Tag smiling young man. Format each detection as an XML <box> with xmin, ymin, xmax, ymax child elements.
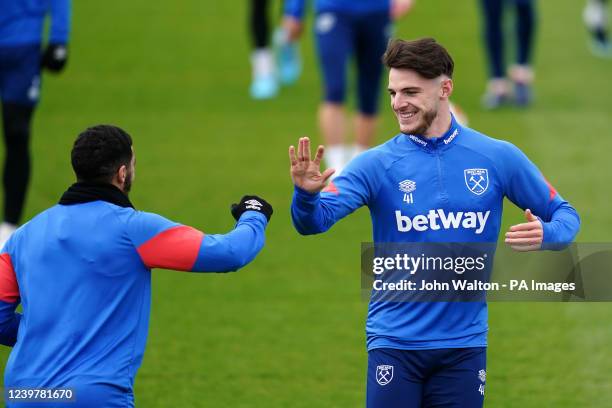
<box><xmin>288</xmin><ymin>38</ymin><xmax>580</xmax><ymax>407</ymax></box>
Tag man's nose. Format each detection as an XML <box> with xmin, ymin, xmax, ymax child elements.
<box><xmin>393</xmin><ymin>95</ymin><xmax>406</xmax><ymax>110</ymax></box>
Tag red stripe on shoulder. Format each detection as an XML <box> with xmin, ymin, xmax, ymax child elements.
<box><xmin>322</xmin><ymin>181</ymin><xmax>339</xmax><ymax>195</ymax></box>
<box><xmin>0</xmin><ymin>253</ymin><xmax>19</xmax><ymax>303</ymax></box>
<box><xmin>137</xmin><ymin>226</ymin><xmax>205</xmax><ymax>271</ymax></box>
<box><xmin>543</xmin><ymin>176</ymin><xmax>558</xmax><ymax>201</ymax></box>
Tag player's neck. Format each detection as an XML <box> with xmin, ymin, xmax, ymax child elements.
<box><xmin>111</xmin><ymin>179</ymin><xmax>127</xmax><ymax>194</ymax></box>
<box><xmin>423</xmin><ymin>108</ymin><xmax>452</xmax><ymax>139</ymax></box>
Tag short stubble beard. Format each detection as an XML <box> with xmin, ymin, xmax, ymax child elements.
<box><xmin>403</xmin><ymin>108</ymin><xmax>438</xmax><ymax>136</ymax></box>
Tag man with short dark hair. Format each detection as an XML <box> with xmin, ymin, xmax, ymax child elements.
<box><xmin>0</xmin><ymin>125</ymin><xmax>272</xmax><ymax>407</ymax></box>
<box><xmin>288</xmin><ymin>38</ymin><xmax>579</xmax><ymax>407</ymax></box>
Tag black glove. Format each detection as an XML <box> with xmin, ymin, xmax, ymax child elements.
<box><xmin>41</xmin><ymin>43</ymin><xmax>68</xmax><ymax>72</ymax></box>
<box><xmin>231</xmin><ymin>195</ymin><xmax>273</xmax><ymax>222</ymax></box>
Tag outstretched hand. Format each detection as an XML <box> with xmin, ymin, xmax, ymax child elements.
<box><xmin>289</xmin><ymin>137</ymin><xmax>335</xmax><ymax>194</ymax></box>
<box><xmin>504</xmin><ymin>209</ymin><xmax>543</xmax><ymax>252</ymax></box>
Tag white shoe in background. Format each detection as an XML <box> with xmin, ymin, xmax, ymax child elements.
<box><xmin>250</xmin><ymin>48</ymin><xmax>279</xmax><ymax>99</ymax></box>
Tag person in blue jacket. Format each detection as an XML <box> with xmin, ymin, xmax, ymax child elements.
<box><xmin>0</xmin><ymin>0</ymin><xmax>71</xmax><ymax>247</ymax></box>
<box><xmin>0</xmin><ymin>125</ymin><xmax>272</xmax><ymax>407</ymax></box>
<box><xmin>288</xmin><ymin>38</ymin><xmax>579</xmax><ymax>407</ymax></box>
<box><xmin>479</xmin><ymin>0</ymin><xmax>537</xmax><ymax>108</ymax></box>
<box><xmin>283</xmin><ymin>0</ymin><xmax>414</xmax><ymax>175</ymax></box>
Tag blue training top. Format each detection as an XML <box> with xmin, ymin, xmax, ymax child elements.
<box><xmin>0</xmin><ymin>0</ymin><xmax>71</xmax><ymax>46</ymax></box>
<box><xmin>0</xmin><ymin>201</ymin><xmax>267</xmax><ymax>407</ymax></box>
<box><xmin>284</xmin><ymin>0</ymin><xmax>390</xmax><ymax>19</ymax></box>
<box><xmin>291</xmin><ymin>115</ymin><xmax>580</xmax><ymax>351</ymax></box>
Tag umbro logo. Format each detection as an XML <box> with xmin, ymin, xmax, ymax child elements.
<box><xmin>399</xmin><ymin>179</ymin><xmax>416</xmax><ymax>205</ymax></box>
<box><xmin>54</xmin><ymin>46</ymin><xmax>68</xmax><ymax>59</ymax></box>
<box><xmin>245</xmin><ymin>199</ymin><xmax>262</xmax><ymax>210</ymax></box>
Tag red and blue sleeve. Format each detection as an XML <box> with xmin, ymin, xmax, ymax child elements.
<box><xmin>127</xmin><ymin>210</ymin><xmax>268</xmax><ymax>272</ymax></box>
<box><xmin>502</xmin><ymin>142</ymin><xmax>580</xmax><ymax>249</ymax></box>
<box><xmin>0</xmin><ymin>242</ymin><xmax>22</xmax><ymax>347</ymax></box>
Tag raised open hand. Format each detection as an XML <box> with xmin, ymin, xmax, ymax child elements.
<box><xmin>289</xmin><ymin>137</ymin><xmax>335</xmax><ymax>194</ymax></box>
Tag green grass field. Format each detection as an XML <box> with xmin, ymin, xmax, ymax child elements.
<box><xmin>1</xmin><ymin>1</ymin><xmax>611</xmax><ymax>406</ymax></box>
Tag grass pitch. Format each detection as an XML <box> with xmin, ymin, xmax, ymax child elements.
<box><xmin>1</xmin><ymin>1</ymin><xmax>611</xmax><ymax>406</ymax></box>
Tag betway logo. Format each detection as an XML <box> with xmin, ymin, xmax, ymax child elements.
<box><xmin>407</xmin><ymin>128</ymin><xmax>459</xmax><ymax>147</ymax></box>
<box><xmin>444</xmin><ymin>129</ymin><xmax>458</xmax><ymax>144</ymax></box>
<box><xmin>395</xmin><ymin>209</ymin><xmax>490</xmax><ymax>234</ymax></box>
<box><xmin>409</xmin><ymin>135</ymin><xmax>427</xmax><ymax>147</ymax></box>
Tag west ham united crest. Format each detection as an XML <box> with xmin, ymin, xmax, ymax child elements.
<box><xmin>464</xmin><ymin>168</ymin><xmax>489</xmax><ymax>195</ymax></box>
<box><xmin>376</xmin><ymin>365</ymin><xmax>394</xmax><ymax>386</ymax></box>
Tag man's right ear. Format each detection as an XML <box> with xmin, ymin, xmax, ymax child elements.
<box><xmin>441</xmin><ymin>78</ymin><xmax>453</xmax><ymax>98</ymax></box>
<box><xmin>117</xmin><ymin>165</ymin><xmax>127</xmax><ymax>185</ymax></box>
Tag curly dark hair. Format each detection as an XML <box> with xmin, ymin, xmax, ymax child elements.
<box><xmin>71</xmin><ymin>125</ymin><xmax>133</xmax><ymax>183</ymax></box>
<box><xmin>383</xmin><ymin>38</ymin><xmax>454</xmax><ymax>79</ymax></box>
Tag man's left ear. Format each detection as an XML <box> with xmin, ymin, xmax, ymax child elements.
<box><xmin>118</xmin><ymin>165</ymin><xmax>127</xmax><ymax>184</ymax></box>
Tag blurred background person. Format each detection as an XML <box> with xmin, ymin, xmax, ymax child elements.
<box><xmin>479</xmin><ymin>0</ymin><xmax>536</xmax><ymax>109</ymax></box>
<box><xmin>249</xmin><ymin>0</ymin><xmax>302</xmax><ymax>99</ymax></box>
<box><xmin>584</xmin><ymin>0</ymin><xmax>612</xmax><ymax>57</ymax></box>
<box><xmin>283</xmin><ymin>0</ymin><xmax>414</xmax><ymax>176</ymax></box>
<box><xmin>0</xmin><ymin>0</ymin><xmax>71</xmax><ymax>247</ymax></box>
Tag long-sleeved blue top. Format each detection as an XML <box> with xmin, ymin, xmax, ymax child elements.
<box><xmin>0</xmin><ymin>201</ymin><xmax>267</xmax><ymax>407</ymax></box>
<box><xmin>292</xmin><ymin>116</ymin><xmax>580</xmax><ymax>351</ymax></box>
<box><xmin>0</xmin><ymin>0</ymin><xmax>71</xmax><ymax>46</ymax></box>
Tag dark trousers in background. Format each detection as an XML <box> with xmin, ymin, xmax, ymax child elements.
<box><xmin>0</xmin><ymin>45</ymin><xmax>39</xmax><ymax>225</ymax></box>
<box><xmin>480</xmin><ymin>0</ymin><xmax>536</xmax><ymax>79</ymax></box>
<box><xmin>1</xmin><ymin>103</ymin><xmax>33</xmax><ymax>225</ymax></box>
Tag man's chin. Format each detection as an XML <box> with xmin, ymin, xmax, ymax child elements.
<box><xmin>400</xmin><ymin>118</ymin><xmax>433</xmax><ymax>135</ymax></box>
<box><xmin>399</xmin><ymin>123</ymin><xmax>420</xmax><ymax>135</ymax></box>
